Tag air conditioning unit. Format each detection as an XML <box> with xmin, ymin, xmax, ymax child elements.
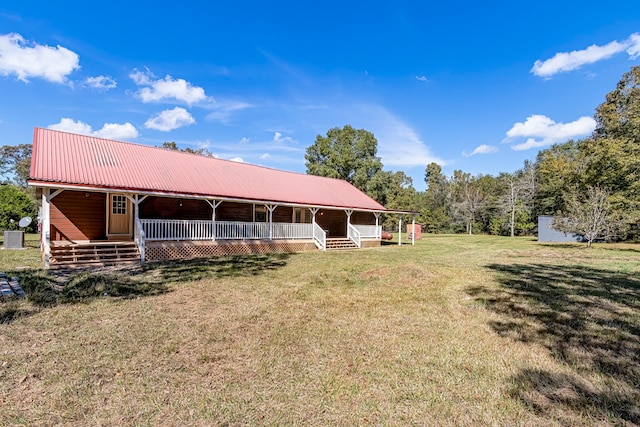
<box><xmin>3</xmin><ymin>231</ymin><xmax>24</xmax><ymax>249</ymax></box>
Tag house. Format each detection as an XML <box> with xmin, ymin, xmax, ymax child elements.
<box><xmin>28</xmin><ymin>128</ymin><xmax>416</xmax><ymax>268</ymax></box>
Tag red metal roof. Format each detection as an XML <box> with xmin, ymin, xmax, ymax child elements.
<box><xmin>29</xmin><ymin>128</ymin><xmax>387</xmax><ymax>211</ymax></box>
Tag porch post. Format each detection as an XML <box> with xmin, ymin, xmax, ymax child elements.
<box><xmin>42</xmin><ymin>188</ymin><xmax>51</xmax><ymax>269</ymax></box>
<box><xmin>374</xmin><ymin>212</ymin><xmax>381</xmax><ymax>239</ymax></box>
<box><xmin>345</xmin><ymin>209</ymin><xmax>353</xmax><ymax>234</ymax></box>
<box><xmin>310</xmin><ymin>207</ymin><xmax>319</xmax><ymax>225</ymax></box>
<box><xmin>126</xmin><ymin>194</ymin><xmax>148</xmax><ymax>262</ymax></box>
<box><xmin>412</xmin><ymin>216</ymin><xmax>416</xmax><ymax>246</ymax></box>
<box><xmin>267</xmin><ymin>205</ymin><xmax>276</xmax><ymax>239</ymax></box>
<box><xmin>207</xmin><ymin>200</ymin><xmax>222</xmax><ymax>241</ymax></box>
<box><xmin>398</xmin><ymin>214</ymin><xmax>403</xmax><ymax>246</ymax></box>
<box><xmin>41</xmin><ymin>188</ymin><xmax>63</xmax><ymax>269</ymax></box>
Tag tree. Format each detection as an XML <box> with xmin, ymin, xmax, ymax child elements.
<box><xmin>365</xmin><ymin>170</ymin><xmax>419</xmax><ymax>229</ymax></box>
<box><xmin>552</xmin><ymin>186</ymin><xmax>626</xmax><ymax>248</ymax></box>
<box><xmin>593</xmin><ymin>65</ymin><xmax>640</xmax><ymax>141</ymax></box>
<box><xmin>383</xmin><ymin>171</ymin><xmax>419</xmax><ymax>230</ymax></box>
<box><xmin>589</xmin><ymin>65</ymin><xmax>640</xmax><ymax>226</ymax></box>
<box><xmin>501</xmin><ymin>162</ymin><xmax>536</xmax><ymax>237</ymax></box>
<box><xmin>0</xmin><ymin>144</ymin><xmax>32</xmax><ymax>187</ymax></box>
<box><xmin>0</xmin><ymin>184</ymin><xmax>37</xmax><ymax>232</ymax></box>
<box><xmin>160</xmin><ymin>141</ymin><xmax>214</xmax><ymax>157</ymax></box>
<box><xmin>450</xmin><ymin>170</ymin><xmax>485</xmax><ymax>235</ymax></box>
<box><xmin>423</xmin><ymin>163</ymin><xmax>451</xmax><ymax>233</ymax></box>
<box><xmin>305</xmin><ymin>125</ymin><xmax>383</xmax><ymax>193</ymax></box>
<box><xmin>534</xmin><ymin>140</ymin><xmax>584</xmax><ymax>215</ymax></box>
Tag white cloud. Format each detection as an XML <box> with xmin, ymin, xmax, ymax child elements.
<box><xmin>84</xmin><ymin>75</ymin><xmax>116</xmax><ymax>89</ymax></box>
<box><xmin>130</xmin><ymin>68</ymin><xmax>209</xmax><ymax>105</ymax></box>
<box><xmin>627</xmin><ymin>33</ymin><xmax>640</xmax><ymax>59</ymax></box>
<box><xmin>415</xmin><ymin>75</ymin><xmax>428</xmax><ymax>82</ymax></box>
<box><xmin>259</xmin><ymin>153</ymin><xmax>271</xmax><ymax>160</ymax></box>
<box><xmin>48</xmin><ymin>118</ymin><xmax>92</xmax><ymax>135</ymax></box>
<box><xmin>360</xmin><ymin>105</ymin><xmax>444</xmax><ymax>167</ymax></box>
<box><xmin>462</xmin><ymin>144</ymin><xmax>498</xmax><ymax>157</ymax></box>
<box><xmin>502</xmin><ymin>114</ymin><xmax>596</xmax><ymax>151</ymax></box>
<box><xmin>239</xmin><ymin>137</ymin><xmax>250</xmax><ymax>144</ymax></box>
<box><xmin>531</xmin><ymin>33</ymin><xmax>640</xmax><ymax>78</ymax></box>
<box><xmin>96</xmin><ymin>123</ymin><xmax>139</xmax><ymax>140</ymax></box>
<box><xmin>47</xmin><ymin>118</ymin><xmax>139</xmax><ymax>140</ymax></box>
<box><xmin>144</xmin><ymin>107</ymin><xmax>195</xmax><ymax>131</ymax></box>
<box><xmin>229</xmin><ymin>157</ymin><xmax>244</xmax><ymax>163</ymax></box>
<box><xmin>205</xmin><ymin>100</ymin><xmax>253</xmax><ymax>124</ymax></box>
<box><xmin>273</xmin><ymin>131</ymin><xmax>296</xmax><ymax>144</ymax></box>
<box><xmin>0</xmin><ymin>33</ymin><xmax>79</xmax><ymax>83</ymax></box>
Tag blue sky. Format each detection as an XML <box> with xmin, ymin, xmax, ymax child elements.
<box><xmin>1</xmin><ymin>1</ymin><xmax>639</xmax><ymax>191</ymax></box>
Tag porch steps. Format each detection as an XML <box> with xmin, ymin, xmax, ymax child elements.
<box><xmin>50</xmin><ymin>242</ymin><xmax>140</xmax><ymax>269</ymax></box>
<box><xmin>325</xmin><ymin>238</ymin><xmax>358</xmax><ymax>250</ymax></box>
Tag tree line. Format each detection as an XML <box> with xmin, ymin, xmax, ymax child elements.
<box><xmin>305</xmin><ymin>66</ymin><xmax>640</xmax><ymax>242</ymax></box>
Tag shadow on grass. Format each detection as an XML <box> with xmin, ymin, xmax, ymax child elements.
<box><xmin>1</xmin><ymin>253</ymin><xmax>291</xmax><ymax>324</ymax></box>
<box><xmin>468</xmin><ymin>263</ymin><xmax>640</xmax><ymax>424</ymax></box>
<box><xmin>142</xmin><ymin>252</ymin><xmax>291</xmax><ymax>283</ymax></box>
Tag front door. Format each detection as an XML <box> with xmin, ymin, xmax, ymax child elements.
<box><xmin>108</xmin><ymin>194</ymin><xmax>132</xmax><ymax>236</ymax></box>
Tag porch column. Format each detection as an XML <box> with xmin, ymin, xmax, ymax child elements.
<box><xmin>345</xmin><ymin>209</ymin><xmax>353</xmax><ymax>234</ymax></box>
<box><xmin>411</xmin><ymin>216</ymin><xmax>416</xmax><ymax>246</ymax></box>
<box><xmin>207</xmin><ymin>200</ymin><xmax>222</xmax><ymax>241</ymax></box>
<box><xmin>398</xmin><ymin>214</ymin><xmax>403</xmax><ymax>246</ymax></box>
<box><xmin>127</xmin><ymin>194</ymin><xmax>148</xmax><ymax>223</ymax></box>
<box><xmin>374</xmin><ymin>212</ymin><xmax>381</xmax><ymax>239</ymax></box>
<box><xmin>41</xmin><ymin>188</ymin><xmax>51</xmax><ymax>269</ymax></box>
<box><xmin>126</xmin><ymin>194</ymin><xmax>148</xmax><ymax>262</ymax></box>
<box><xmin>41</xmin><ymin>188</ymin><xmax>63</xmax><ymax>269</ymax></box>
<box><xmin>267</xmin><ymin>205</ymin><xmax>277</xmax><ymax>239</ymax></box>
<box><xmin>310</xmin><ymin>207</ymin><xmax>319</xmax><ymax>225</ymax></box>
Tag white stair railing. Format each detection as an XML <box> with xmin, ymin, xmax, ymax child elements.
<box><xmin>352</xmin><ymin>224</ymin><xmax>381</xmax><ymax>238</ymax></box>
<box><xmin>347</xmin><ymin>223</ymin><xmax>362</xmax><ymax>248</ymax></box>
<box><xmin>313</xmin><ymin>222</ymin><xmax>326</xmax><ymax>250</ymax></box>
<box><xmin>134</xmin><ymin>218</ymin><xmax>146</xmax><ymax>262</ymax></box>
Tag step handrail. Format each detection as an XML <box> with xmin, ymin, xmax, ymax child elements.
<box><xmin>347</xmin><ymin>223</ymin><xmax>361</xmax><ymax>248</ymax></box>
<box><xmin>135</xmin><ymin>217</ymin><xmax>146</xmax><ymax>262</ymax></box>
<box><xmin>313</xmin><ymin>222</ymin><xmax>326</xmax><ymax>251</ymax></box>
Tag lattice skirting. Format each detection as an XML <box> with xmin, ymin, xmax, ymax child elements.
<box><xmin>145</xmin><ymin>239</ymin><xmax>318</xmax><ymax>261</ymax></box>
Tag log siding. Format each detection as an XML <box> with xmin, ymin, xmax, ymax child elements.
<box><xmin>50</xmin><ymin>191</ymin><xmax>106</xmax><ymax>241</ymax></box>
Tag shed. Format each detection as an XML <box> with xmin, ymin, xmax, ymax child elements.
<box><xmin>537</xmin><ymin>215</ymin><xmax>581</xmax><ymax>243</ymax></box>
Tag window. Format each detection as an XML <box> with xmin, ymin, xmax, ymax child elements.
<box><xmin>254</xmin><ymin>205</ymin><xmax>267</xmax><ymax>222</ymax></box>
<box><xmin>112</xmin><ymin>195</ymin><xmax>127</xmax><ymax>215</ymax></box>
<box><xmin>294</xmin><ymin>207</ymin><xmax>312</xmax><ymax>223</ymax></box>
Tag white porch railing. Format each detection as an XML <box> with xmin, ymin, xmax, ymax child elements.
<box><xmin>142</xmin><ymin>219</ymin><xmax>214</xmax><ymax>241</ymax></box>
<box><xmin>216</xmin><ymin>221</ymin><xmax>269</xmax><ymax>240</ymax></box>
<box><xmin>352</xmin><ymin>224</ymin><xmax>382</xmax><ymax>239</ymax></box>
<box><xmin>313</xmin><ymin>222</ymin><xmax>326</xmax><ymax>251</ymax></box>
<box><xmin>134</xmin><ymin>218</ymin><xmax>146</xmax><ymax>262</ymax></box>
<box><xmin>140</xmin><ymin>219</ymin><xmax>314</xmax><ymax>241</ymax></box>
<box><xmin>347</xmin><ymin>223</ymin><xmax>361</xmax><ymax>248</ymax></box>
<box><xmin>270</xmin><ymin>223</ymin><xmax>314</xmax><ymax>239</ymax></box>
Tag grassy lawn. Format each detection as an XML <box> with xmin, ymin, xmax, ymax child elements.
<box><xmin>1</xmin><ymin>235</ymin><xmax>639</xmax><ymax>426</ymax></box>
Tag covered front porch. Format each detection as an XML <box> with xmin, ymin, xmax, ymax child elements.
<box><xmin>40</xmin><ymin>189</ymin><xmax>396</xmax><ymax>268</ymax></box>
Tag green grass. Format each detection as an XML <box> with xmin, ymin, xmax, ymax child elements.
<box><xmin>0</xmin><ymin>232</ymin><xmax>42</xmax><ymax>270</ymax></box>
<box><xmin>1</xmin><ymin>235</ymin><xmax>639</xmax><ymax>425</ymax></box>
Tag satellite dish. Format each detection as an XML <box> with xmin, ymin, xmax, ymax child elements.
<box><xmin>18</xmin><ymin>217</ymin><xmax>32</xmax><ymax>228</ymax></box>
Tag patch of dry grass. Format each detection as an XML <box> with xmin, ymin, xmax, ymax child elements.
<box><xmin>1</xmin><ymin>235</ymin><xmax>639</xmax><ymax>425</ymax></box>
